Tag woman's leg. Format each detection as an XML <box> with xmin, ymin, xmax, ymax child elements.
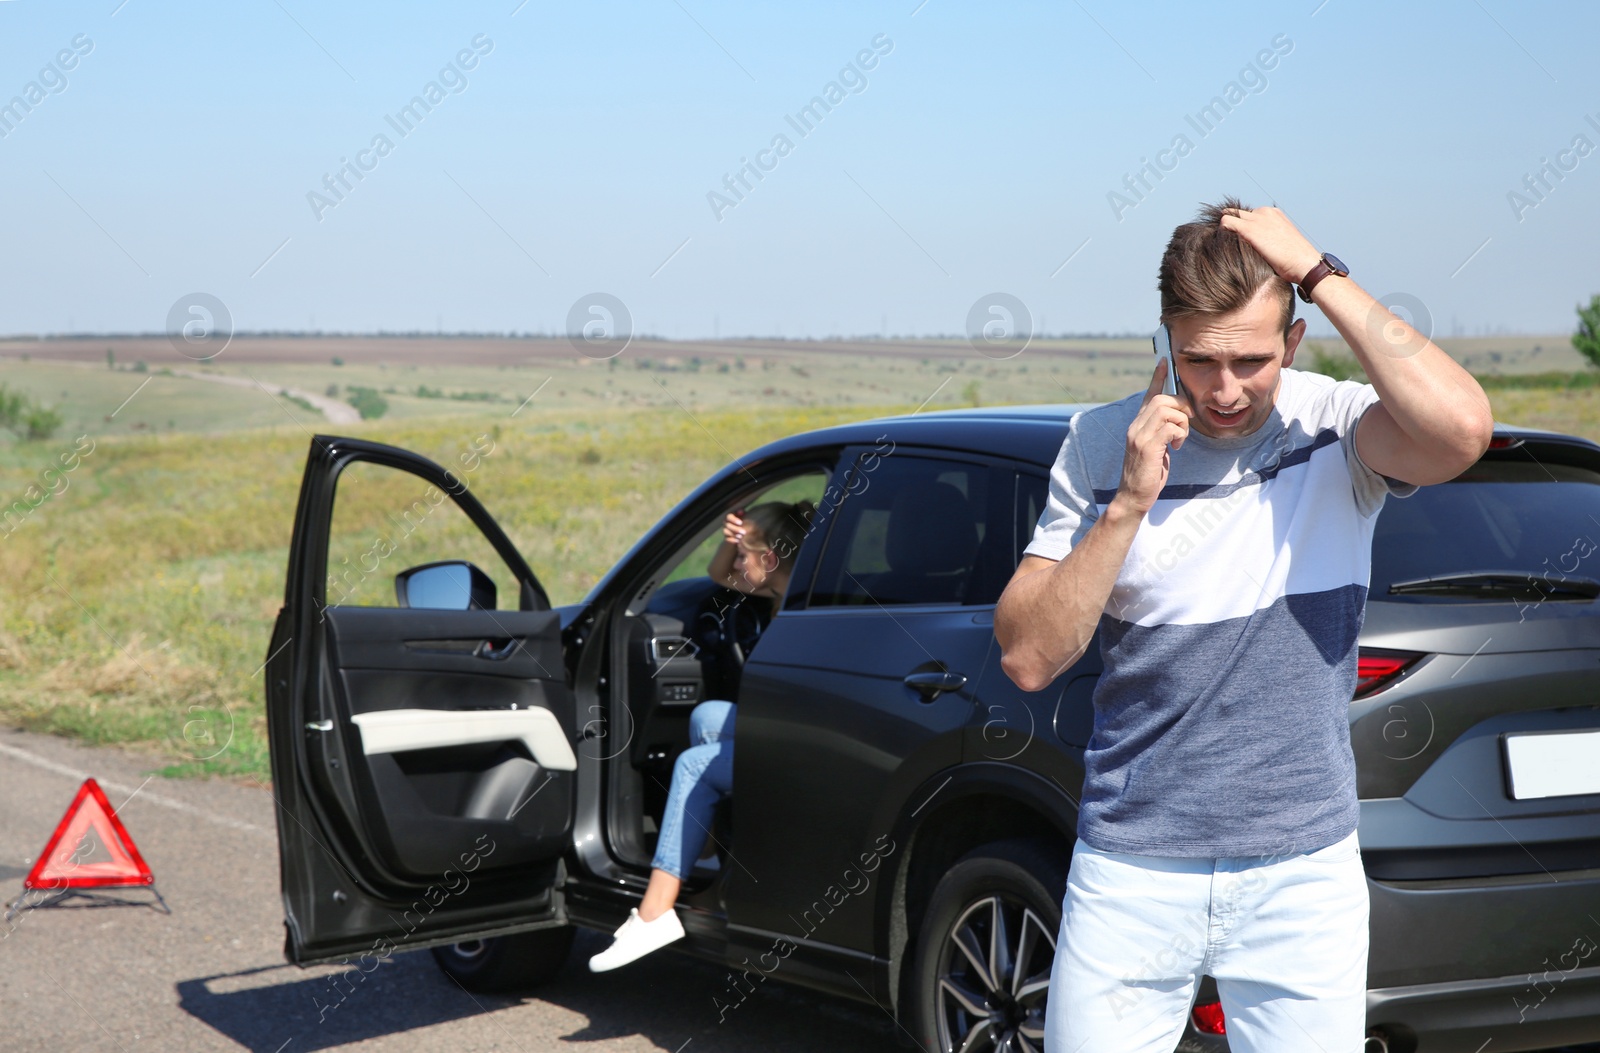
<box><xmin>638</xmin><ymin>870</ymin><xmax>682</xmax><ymax>922</ymax></box>
<box><xmin>649</xmin><ymin>738</ymin><xmax>734</xmax><ymax>899</ymax></box>
<box><xmin>689</xmin><ymin>699</ymin><xmax>736</xmax><ymax>746</ymax></box>
<box><xmin>589</xmin><ymin>704</ymin><xmax>736</xmax><ymax>971</ymax></box>
<box><xmin>636</xmin><ymin>698</ymin><xmax>738</xmax><ymax>922</ymax></box>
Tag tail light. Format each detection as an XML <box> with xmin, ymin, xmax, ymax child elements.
<box><xmin>1486</xmin><ymin>434</ymin><xmax>1523</xmax><ymax>449</ymax></box>
<box><xmin>1191</xmin><ymin>999</ymin><xmax>1226</xmax><ymax>1034</ymax></box>
<box><xmin>1355</xmin><ymin>648</ymin><xmax>1423</xmax><ymax>699</ymax></box>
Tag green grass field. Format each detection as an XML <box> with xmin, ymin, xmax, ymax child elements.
<box><xmin>0</xmin><ymin>333</ymin><xmax>1594</xmax><ymax>782</ymax></box>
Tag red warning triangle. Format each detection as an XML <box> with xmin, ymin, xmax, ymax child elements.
<box><xmin>24</xmin><ymin>778</ymin><xmax>153</xmax><ymax>890</ymax></box>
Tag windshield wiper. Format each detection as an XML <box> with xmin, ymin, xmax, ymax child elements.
<box><xmin>1386</xmin><ymin>571</ymin><xmax>1600</xmax><ymax>600</ymax></box>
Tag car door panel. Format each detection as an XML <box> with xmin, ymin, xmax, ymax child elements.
<box><xmin>732</xmin><ymin>610</ymin><xmax>991</xmax><ymax>950</ymax></box>
<box><xmin>268</xmin><ymin>435</ymin><xmax>580</xmax><ymax>965</ymax></box>
<box><xmin>327</xmin><ymin>606</ymin><xmax>565</xmax><ymax>680</ymax></box>
<box><xmin>349</xmin><ymin>708</ymin><xmax>574</xmax><ymax>768</ymax></box>
<box><xmin>962</xmin><ymin>467</ymin><xmax>1099</xmax><ymax>780</ymax></box>
<box><xmin>724</xmin><ymin>450</ymin><xmax>1005</xmax><ymax>960</ymax></box>
<box><xmin>324</xmin><ymin>607</ymin><xmax>576</xmax><ymax>879</ymax></box>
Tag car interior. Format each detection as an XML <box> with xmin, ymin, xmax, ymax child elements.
<box><xmin>601</xmin><ymin>469</ymin><xmax>831</xmax><ymax>881</ymax></box>
<box><xmin>806</xmin><ymin>459</ymin><xmax>1013</xmax><ymax>607</ymax></box>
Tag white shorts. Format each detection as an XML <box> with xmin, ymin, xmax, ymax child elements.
<box><xmin>1047</xmin><ymin>830</ymin><xmax>1369</xmax><ymax>1052</ymax></box>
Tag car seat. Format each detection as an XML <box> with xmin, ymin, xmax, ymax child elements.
<box><xmin>862</xmin><ymin>481</ymin><xmax>980</xmax><ymax>605</ymax></box>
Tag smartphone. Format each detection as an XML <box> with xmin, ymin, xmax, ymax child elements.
<box><xmin>1152</xmin><ymin>323</ymin><xmax>1180</xmax><ymax>398</ymax></box>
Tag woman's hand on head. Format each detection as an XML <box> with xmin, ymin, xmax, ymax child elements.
<box><xmin>722</xmin><ymin>509</ymin><xmax>746</xmax><ymax>546</ymax></box>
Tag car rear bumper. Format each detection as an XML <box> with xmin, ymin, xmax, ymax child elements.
<box><xmin>1367</xmin><ymin>963</ymin><xmax>1600</xmax><ymax>1052</ymax></box>
<box><xmin>1362</xmin><ymin>854</ymin><xmax>1600</xmax><ymax>1051</ymax></box>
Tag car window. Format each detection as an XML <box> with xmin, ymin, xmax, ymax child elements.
<box><xmin>326</xmin><ymin>460</ymin><xmax>518</xmax><ymax>610</ymax></box>
<box><xmin>1017</xmin><ymin>471</ymin><xmax>1048</xmax><ymax>565</ymax></box>
<box><xmin>657</xmin><ymin>471</ymin><xmax>830</xmax><ymax>590</ymax></box>
<box><xmin>1371</xmin><ymin>461</ymin><xmax>1600</xmax><ymax>596</ymax></box>
<box><xmin>808</xmin><ymin>455</ymin><xmax>1009</xmax><ymax>607</ymax></box>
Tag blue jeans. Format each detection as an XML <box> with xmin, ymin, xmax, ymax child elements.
<box><xmin>651</xmin><ymin>700</ymin><xmax>735</xmax><ymax>880</ymax></box>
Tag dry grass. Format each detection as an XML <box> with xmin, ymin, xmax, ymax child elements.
<box><xmin>1487</xmin><ymin>387</ymin><xmax>1600</xmax><ymax>444</ymax></box>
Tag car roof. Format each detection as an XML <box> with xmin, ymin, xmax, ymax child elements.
<box><xmin>746</xmin><ymin>403</ymin><xmax>1098</xmax><ymax>467</ymax></box>
<box><xmin>740</xmin><ymin>398</ymin><xmax>1600</xmax><ymax>472</ymax></box>
<box><xmin>879</xmin><ymin>403</ymin><xmax>1099</xmax><ymax>423</ymax></box>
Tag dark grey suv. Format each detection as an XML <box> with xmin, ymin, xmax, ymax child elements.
<box><xmin>266</xmin><ymin>400</ymin><xmax>1600</xmax><ymax>1053</ymax></box>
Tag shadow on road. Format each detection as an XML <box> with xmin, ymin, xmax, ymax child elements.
<box><xmin>176</xmin><ymin>956</ymin><xmax>511</xmax><ymax>1052</ymax></box>
<box><xmin>176</xmin><ymin>930</ymin><xmax>901</xmax><ymax>1052</ymax></box>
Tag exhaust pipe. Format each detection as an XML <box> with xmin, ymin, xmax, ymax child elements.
<box><xmin>1364</xmin><ymin>1031</ymin><xmax>1390</xmax><ymax>1053</ymax></box>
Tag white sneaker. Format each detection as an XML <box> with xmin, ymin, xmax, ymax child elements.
<box><xmin>588</xmin><ymin>908</ymin><xmax>685</xmax><ymax>972</ymax></box>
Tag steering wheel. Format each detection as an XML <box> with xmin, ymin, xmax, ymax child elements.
<box><xmin>693</xmin><ymin>587</ymin><xmax>768</xmax><ymax>671</ymax></box>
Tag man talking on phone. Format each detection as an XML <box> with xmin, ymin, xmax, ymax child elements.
<box><xmin>995</xmin><ymin>198</ymin><xmax>1494</xmax><ymax>1050</ymax></box>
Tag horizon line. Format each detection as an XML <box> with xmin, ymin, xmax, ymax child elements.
<box><xmin>0</xmin><ymin>329</ymin><xmax>1568</xmax><ymax>344</ymax></box>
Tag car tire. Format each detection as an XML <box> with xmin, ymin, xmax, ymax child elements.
<box><xmin>906</xmin><ymin>838</ymin><xmax>1069</xmax><ymax>1053</ymax></box>
<box><xmin>430</xmin><ymin>926</ymin><xmax>575</xmax><ymax>994</ymax></box>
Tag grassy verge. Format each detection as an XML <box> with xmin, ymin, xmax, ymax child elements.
<box><xmin>1483</xmin><ymin>387</ymin><xmax>1600</xmax><ymax>444</ymax></box>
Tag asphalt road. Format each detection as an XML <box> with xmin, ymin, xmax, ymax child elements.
<box><xmin>0</xmin><ymin>728</ymin><xmax>901</xmax><ymax>1053</ymax></box>
<box><xmin>3</xmin><ymin>727</ymin><xmax>1599</xmax><ymax>1053</ymax></box>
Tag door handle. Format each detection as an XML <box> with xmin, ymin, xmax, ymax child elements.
<box><xmin>903</xmin><ymin>670</ymin><xmax>967</xmax><ymax>701</ymax></box>
<box><xmin>475</xmin><ymin>638</ymin><xmax>522</xmax><ymax>661</ymax></box>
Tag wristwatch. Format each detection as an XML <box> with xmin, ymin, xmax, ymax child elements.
<box><xmin>1296</xmin><ymin>252</ymin><xmax>1349</xmax><ymax>303</ymax></box>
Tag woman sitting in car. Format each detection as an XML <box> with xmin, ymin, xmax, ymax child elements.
<box><xmin>589</xmin><ymin>498</ymin><xmax>815</xmax><ymax>971</ymax></box>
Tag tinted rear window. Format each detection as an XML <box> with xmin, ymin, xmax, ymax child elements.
<box><xmin>808</xmin><ymin>456</ymin><xmax>1009</xmax><ymax>607</ymax></box>
<box><xmin>1371</xmin><ymin>462</ymin><xmax>1600</xmax><ymax>597</ymax></box>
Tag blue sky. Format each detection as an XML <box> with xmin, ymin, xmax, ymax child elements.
<box><xmin>0</xmin><ymin>0</ymin><xmax>1596</xmax><ymax>339</ymax></box>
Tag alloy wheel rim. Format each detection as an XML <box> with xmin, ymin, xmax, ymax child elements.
<box><xmin>449</xmin><ymin>939</ymin><xmax>488</xmax><ymax>961</ymax></box>
<box><xmin>935</xmin><ymin>895</ymin><xmax>1054</xmax><ymax>1053</ymax></box>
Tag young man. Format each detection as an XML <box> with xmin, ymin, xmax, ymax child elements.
<box><xmin>994</xmin><ymin>199</ymin><xmax>1494</xmax><ymax>1050</ymax></box>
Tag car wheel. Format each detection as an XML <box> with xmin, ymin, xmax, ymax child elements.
<box><xmin>430</xmin><ymin>926</ymin><xmax>575</xmax><ymax>994</ymax></box>
<box><xmin>907</xmin><ymin>838</ymin><xmax>1068</xmax><ymax>1053</ymax></box>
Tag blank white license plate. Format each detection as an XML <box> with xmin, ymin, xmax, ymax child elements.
<box><xmin>1503</xmin><ymin>730</ymin><xmax>1600</xmax><ymax>800</ymax></box>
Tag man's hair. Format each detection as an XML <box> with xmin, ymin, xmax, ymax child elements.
<box><xmin>1158</xmin><ymin>197</ymin><xmax>1296</xmax><ymax>339</ymax></box>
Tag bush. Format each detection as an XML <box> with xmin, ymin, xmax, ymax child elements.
<box><xmin>0</xmin><ymin>383</ymin><xmax>64</xmax><ymax>441</ymax></box>
<box><xmin>1574</xmin><ymin>294</ymin><xmax>1600</xmax><ymax>370</ymax></box>
<box><xmin>279</xmin><ymin>390</ymin><xmax>317</xmax><ymax>415</ymax></box>
<box><xmin>345</xmin><ymin>386</ymin><xmax>388</xmax><ymax>420</ymax></box>
<box><xmin>20</xmin><ymin>405</ymin><xmax>64</xmax><ymax>440</ymax></box>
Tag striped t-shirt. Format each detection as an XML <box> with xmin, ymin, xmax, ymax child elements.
<box><xmin>1025</xmin><ymin>367</ymin><xmax>1418</xmax><ymax>858</ymax></box>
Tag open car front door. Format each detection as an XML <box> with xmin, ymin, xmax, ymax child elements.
<box><xmin>265</xmin><ymin>435</ymin><xmax>580</xmax><ymax>965</ymax></box>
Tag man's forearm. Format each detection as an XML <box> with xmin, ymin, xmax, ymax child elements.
<box><xmin>1311</xmin><ymin>275</ymin><xmax>1493</xmax><ymax>461</ymax></box>
<box><xmin>996</xmin><ymin>497</ymin><xmax>1143</xmax><ymax>692</ymax></box>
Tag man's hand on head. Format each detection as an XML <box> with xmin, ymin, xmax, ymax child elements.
<box><xmin>1217</xmin><ymin>205</ymin><xmax>1323</xmax><ymax>286</ymax></box>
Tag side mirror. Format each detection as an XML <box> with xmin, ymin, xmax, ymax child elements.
<box><xmin>395</xmin><ymin>561</ymin><xmax>497</xmax><ymax>611</ymax></box>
